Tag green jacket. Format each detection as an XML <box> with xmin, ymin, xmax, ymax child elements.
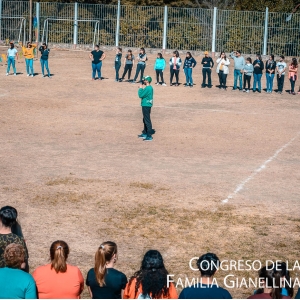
<box><xmin>138</xmin><ymin>85</ymin><xmax>153</xmax><ymax>107</ymax></box>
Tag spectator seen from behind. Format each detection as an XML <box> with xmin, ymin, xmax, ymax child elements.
<box><xmin>0</xmin><ymin>206</ymin><xmax>28</xmax><ymax>271</ymax></box>
<box><xmin>179</xmin><ymin>252</ymin><xmax>232</xmax><ymax>299</ymax></box>
<box><xmin>123</xmin><ymin>250</ymin><xmax>178</xmax><ymax>299</ymax></box>
<box><xmin>86</xmin><ymin>241</ymin><xmax>127</xmax><ymax>299</ymax></box>
<box><xmin>32</xmin><ymin>240</ymin><xmax>84</xmax><ymax>299</ymax></box>
<box><xmin>230</xmin><ymin>50</ymin><xmax>245</xmax><ymax>91</ymax></box>
<box><xmin>0</xmin><ymin>243</ymin><xmax>36</xmax><ymax>299</ymax></box>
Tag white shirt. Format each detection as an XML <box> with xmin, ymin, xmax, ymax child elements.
<box><xmin>7</xmin><ymin>48</ymin><xmax>18</xmax><ymax>57</ymax></box>
<box><xmin>277</xmin><ymin>61</ymin><xmax>287</xmax><ymax>75</ymax></box>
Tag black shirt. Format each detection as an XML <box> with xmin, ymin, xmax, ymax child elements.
<box><xmin>201</xmin><ymin>57</ymin><xmax>214</xmax><ymax>68</ymax></box>
<box><xmin>86</xmin><ymin>267</ymin><xmax>127</xmax><ymax>299</ymax></box>
<box><xmin>179</xmin><ymin>284</ymin><xmax>232</xmax><ymax>299</ymax></box>
<box><xmin>265</xmin><ymin>60</ymin><xmax>276</xmax><ymax>74</ymax></box>
<box><xmin>39</xmin><ymin>46</ymin><xmax>50</xmax><ymax>60</ymax></box>
<box><xmin>115</xmin><ymin>53</ymin><xmax>122</xmax><ymax>66</ymax></box>
<box><xmin>253</xmin><ymin>59</ymin><xmax>264</xmax><ymax>74</ymax></box>
<box><xmin>91</xmin><ymin>50</ymin><xmax>104</xmax><ymax>64</ymax></box>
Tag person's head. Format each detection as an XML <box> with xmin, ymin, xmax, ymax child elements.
<box><xmin>256</xmin><ymin>53</ymin><xmax>262</xmax><ymax>61</ymax></box>
<box><xmin>197</xmin><ymin>253</ymin><xmax>220</xmax><ymax>277</ymax></box>
<box><xmin>50</xmin><ymin>240</ymin><xmax>69</xmax><ymax>273</ymax></box>
<box><xmin>142</xmin><ymin>76</ymin><xmax>152</xmax><ymax>85</ymax></box>
<box><xmin>4</xmin><ymin>243</ymin><xmax>25</xmax><ymax>269</ymax></box>
<box><xmin>235</xmin><ymin>50</ymin><xmax>241</xmax><ymax>57</ymax></box>
<box><xmin>291</xmin><ymin>57</ymin><xmax>298</xmax><ymax>68</ymax></box>
<box><xmin>42</xmin><ymin>42</ymin><xmax>47</xmax><ymax>49</ymax></box>
<box><xmin>279</xmin><ymin>55</ymin><xmax>285</xmax><ymax>62</ymax></box>
<box><xmin>246</xmin><ymin>57</ymin><xmax>252</xmax><ymax>64</ymax></box>
<box><xmin>26</xmin><ymin>41</ymin><xmax>32</xmax><ymax>48</ymax></box>
<box><xmin>277</xmin><ymin>262</ymin><xmax>294</xmax><ymax>297</ymax></box>
<box><xmin>131</xmin><ymin>250</ymin><xmax>169</xmax><ymax>298</ymax></box>
<box><xmin>94</xmin><ymin>44</ymin><xmax>99</xmax><ymax>51</ymax></box>
<box><xmin>173</xmin><ymin>50</ymin><xmax>179</xmax><ymax>57</ymax></box>
<box><xmin>140</xmin><ymin>48</ymin><xmax>145</xmax><ymax>54</ymax></box>
<box><xmin>269</xmin><ymin>54</ymin><xmax>274</xmax><ymax>61</ymax></box>
<box><xmin>204</xmin><ymin>50</ymin><xmax>209</xmax><ymax>57</ymax></box>
<box><xmin>10</xmin><ymin>42</ymin><xmax>14</xmax><ymax>49</ymax></box>
<box><xmin>186</xmin><ymin>51</ymin><xmax>192</xmax><ymax>58</ymax></box>
<box><xmin>94</xmin><ymin>241</ymin><xmax>118</xmax><ymax>287</ymax></box>
<box><xmin>0</xmin><ymin>206</ymin><xmax>18</xmax><ymax>229</ymax></box>
<box><xmin>258</xmin><ymin>264</ymin><xmax>282</xmax><ymax>299</ymax></box>
<box><xmin>117</xmin><ymin>47</ymin><xmax>122</xmax><ymax>53</ymax></box>
<box><xmin>220</xmin><ymin>51</ymin><xmax>227</xmax><ymax>59</ymax></box>
<box><xmin>157</xmin><ymin>53</ymin><xmax>163</xmax><ymax>59</ymax></box>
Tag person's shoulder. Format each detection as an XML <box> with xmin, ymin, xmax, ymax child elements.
<box><xmin>66</xmin><ymin>263</ymin><xmax>82</xmax><ymax>273</ymax></box>
<box><xmin>33</xmin><ymin>263</ymin><xmax>51</xmax><ymax>275</ymax></box>
<box><xmin>108</xmin><ymin>268</ymin><xmax>126</xmax><ymax>277</ymax></box>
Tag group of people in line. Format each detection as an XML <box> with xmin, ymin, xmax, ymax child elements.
<box><xmin>5</xmin><ymin>41</ymin><xmax>51</xmax><ymax>77</ymax></box>
<box><xmin>5</xmin><ymin>42</ymin><xmax>299</xmax><ymax>95</ymax></box>
<box><xmin>89</xmin><ymin>46</ymin><xmax>299</xmax><ymax>94</ymax></box>
<box><xmin>0</xmin><ymin>205</ymin><xmax>300</xmax><ymax>299</ymax></box>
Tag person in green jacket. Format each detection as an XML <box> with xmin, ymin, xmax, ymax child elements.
<box><xmin>138</xmin><ymin>76</ymin><xmax>154</xmax><ymax>142</ymax></box>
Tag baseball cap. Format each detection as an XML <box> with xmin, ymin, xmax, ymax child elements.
<box><xmin>204</xmin><ymin>51</ymin><xmax>209</xmax><ymax>55</ymax></box>
<box><xmin>142</xmin><ymin>76</ymin><xmax>152</xmax><ymax>83</ymax></box>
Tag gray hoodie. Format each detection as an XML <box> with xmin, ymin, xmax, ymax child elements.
<box><xmin>243</xmin><ymin>63</ymin><xmax>254</xmax><ymax>76</ymax></box>
<box><xmin>230</xmin><ymin>52</ymin><xmax>245</xmax><ymax>70</ymax></box>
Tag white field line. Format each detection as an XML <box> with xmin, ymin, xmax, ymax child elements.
<box><xmin>222</xmin><ymin>132</ymin><xmax>300</xmax><ymax>203</ymax></box>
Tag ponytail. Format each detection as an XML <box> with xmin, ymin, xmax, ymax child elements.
<box><xmin>50</xmin><ymin>240</ymin><xmax>69</xmax><ymax>273</ymax></box>
<box><xmin>94</xmin><ymin>241</ymin><xmax>117</xmax><ymax>287</ymax></box>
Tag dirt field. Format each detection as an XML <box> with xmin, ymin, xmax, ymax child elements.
<box><xmin>0</xmin><ymin>47</ymin><xmax>299</xmax><ymax>298</ymax></box>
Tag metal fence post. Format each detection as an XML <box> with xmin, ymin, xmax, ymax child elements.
<box><xmin>36</xmin><ymin>2</ymin><xmax>40</xmax><ymax>43</ymax></box>
<box><xmin>115</xmin><ymin>0</ymin><xmax>120</xmax><ymax>46</ymax></box>
<box><xmin>73</xmin><ymin>2</ymin><xmax>78</xmax><ymax>47</ymax></box>
<box><xmin>0</xmin><ymin>0</ymin><xmax>2</xmax><ymax>41</ymax></box>
<box><xmin>162</xmin><ymin>5</ymin><xmax>168</xmax><ymax>51</ymax></box>
<box><xmin>263</xmin><ymin>7</ymin><xmax>269</xmax><ymax>55</ymax></box>
<box><xmin>211</xmin><ymin>7</ymin><xmax>217</xmax><ymax>56</ymax></box>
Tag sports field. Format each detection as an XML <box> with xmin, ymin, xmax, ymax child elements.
<box><xmin>0</xmin><ymin>48</ymin><xmax>299</xmax><ymax>298</ymax></box>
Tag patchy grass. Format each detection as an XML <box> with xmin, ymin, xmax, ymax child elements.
<box><xmin>129</xmin><ymin>182</ymin><xmax>155</xmax><ymax>189</ymax></box>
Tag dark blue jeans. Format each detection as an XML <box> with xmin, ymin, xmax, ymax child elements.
<box><xmin>253</xmin><ymin>73</ymin><xmax>262</xmax><ymax>91</ymax></box>
<box><xmin>115</xmin><ymin>62</ymin><xmax>121</xmax><ymax>80</ymax></box>
<box><xmin>134</xmin><ymin>64</ymin><xmax>145</xmax><ymax>82</ymax></box>
<box><xmin>202</xmin><ymin>68</ymin><xmax>212</xmax><ymax>87</ymax></box>
<box><xmin>92</xmin><ymin>61</ymin><xmax>102</xmax><ymax>79</ymax></box>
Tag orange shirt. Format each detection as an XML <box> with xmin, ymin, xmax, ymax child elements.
<box><xmin>32</xmin><ymin>263</ymin><xmax>84</xmax><ymax>299</ymax></box>
<box><xmin>123</xmin><ymin>277</ymin><xmax>178</xmax><ymax>299</ymax></box>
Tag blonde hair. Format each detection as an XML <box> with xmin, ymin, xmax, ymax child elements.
<box><xmin>94</xmin><ymin>241</ymin><xmax>117</xmax><ymax>286</ymax></box>
<box><xmin>50</xmin><ymin>240</ymin><xmax>69</xmax><ymax>273</ymax></box>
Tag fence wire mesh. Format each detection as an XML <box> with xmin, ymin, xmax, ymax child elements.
<box><xmin>1</xmin><ymin>0</ymin><xmax>300</xmax><ymax>56</ymax></box>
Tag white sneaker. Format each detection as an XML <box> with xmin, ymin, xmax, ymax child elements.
<box><xmin>30</xmin><ymin>75</ymin><xmax>34</xmax><ymax>77</ymax></box>
<box><xmin>6</xmin><ymin>73</ymin><xmax>9</xmax><ymax>76</ymax></box>
<box><xmin>14</xmin><ymin>73</ymin><xmax>16</xmax><ymax>76</ymax></box>
<box><xmin>156</xmin><ymin>82</ymin><xmax>159</xmax><ymax>85</ymax></box>
<box><xmin>243</xmin><ymin>89</ymin><xmax>246</xmax><ymax>92</ymax></box>
<box><xmin>162</xmin><ymin>83</ymin><xmax>167</xmax><ymax>86</ymax></box>
<box><xmin>246</xmin><ymin>90</ymin><xmax>250</xmax><ymax>93</ymax></box>
<box><xmin>27</xmin><ymin>74</ymin><xmax>30</xmax><ymax>77</ymax></box>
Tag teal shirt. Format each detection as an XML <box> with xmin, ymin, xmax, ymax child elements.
<box><xmin>138</xmin><ymin>85</ymin><xmax>153</xmax><ymax>107</ymax></box>
<box><xmin>0</xmin><ymin>267</ymin><xmax>37</xmax><ymax>299</ymax></box>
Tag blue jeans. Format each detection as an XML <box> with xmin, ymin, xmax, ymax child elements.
<box><xmin>233</xmin><ymin>69</ymin><xmax>243</xmax><ymax>90</ymax></box>
<box><xmin>25</xmin><ymin>58</ymin><xmax>34</xmax><ymax>75</ymax></box>
<box><xmin>92</xmin><ymin>61</ymin><xmax>102</xmax><ymax>79</ymax></box>
<box><xmin>266</xmin><ymin>73</ymin><xmax>275</xmax><ymax>92</ymax></box>
<box><xmin>40</xmin><ymin>59</ymin><xmax>50</xmax><ymax>76</ymax></box>
<box><xmin>253</xmin><ymin>73</ymin><xmax>262</xmax><ymax>91</ymax></box>
<box><xmin>7</xmin><ymin>56</ymin><xmax>16</xmax><ymax>74</ymax></box>
<box><xmin>184</xmin><ymin>68</ymin><xmax>193</xmax><ymax>85</ymax></box>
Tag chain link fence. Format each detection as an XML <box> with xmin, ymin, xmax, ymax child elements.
<box><xmin>1</xmin><ymin>0</ymin><xmax>300</xmax><ymax>56</ymax></box>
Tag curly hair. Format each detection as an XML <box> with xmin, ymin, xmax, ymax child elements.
<box><xmin>129</xmin><ymin>250</ymin><xmax>170</xmax><ymax>299</ymax></box>
<box><xmin>4</xmin><ymin>243</ymin><xmax>25</xmax><ymax>269</ymax></box>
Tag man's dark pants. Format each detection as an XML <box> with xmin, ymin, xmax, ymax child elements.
<box><xmin>142</xmin><ymin>106</ymin><xmax>152</xmax><ymax>137</ymax></box>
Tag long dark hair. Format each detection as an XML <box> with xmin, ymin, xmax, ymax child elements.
<box><xmin>256</xmin><ymin>53</ymin><xmax>262</xmax><ymax>61</ymax></box>
<box><xmin>256</xmin><ymin>264</ymin><xmax>283</xmax><ymax>299</ymax></box>
<box><xmin>130</xmin><ymin>250</ymin><xmax>170</xmax><ymax>298</ymax></box>
<box><xmin>291</xmin><ymin>58</ymin><xmax>298</xmax><ymax>68</ymax></box>
<box><xmin>220</xmin><ymin>51</ymin><xmax>227</xmax><ymax>60</ymax></box>
<box><xmin>157</xmin><ymin>53</ymin><xmax>163</xmax><ymax>59</ymax></box>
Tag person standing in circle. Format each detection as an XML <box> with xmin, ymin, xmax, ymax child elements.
<box><xmin>6</xmin><ymin>42</ymin><xmax>18</xmax><ymax>76</ymax></box>
<box><xmin>288</xmin><ymin>58</ymin><xmax>298</xmax><ymax>95</ymax></box>
<box><xmin>21</xmin><ymin>41</ymin><xmax>37</xmax><ymax>77</ymax></box>
<box><xmin>201</xmin><ymin>51</ymin><xmax>214</xmax><ymax>88</ymax></box>
<box><xmin>89</xmin><ymin>45</ymin><xmax>106</xmax><ymax>81</ymax></box>
<box><xmin>133</xmin><ymin>48</ymin><xmax>147</xmax><ymax>83</ymax></box>
<box><xmin>121</xmin><ymin>49</ymin><xmax>135</xmax><ymax>82</ymax></box>
<box><xmin>265</xmin><ymin>54</ymin><xmax>276</xmax><ymax>93</ymax></box>
<box><xmin>39</xmin><ymin>43</ymin><xmax>51</xmax><ymax>78</ymax></box>
<box><xmin>137</xmin><ymin>76</ymin><xmax>154</xmax><ymax>142</ymax></box>
<box><xmin>86</xmin><ymin>241</ymin><xmax>127</xmax><ymax>299</ymax></box>
<box><xmin>276</xmin><ymin>55</ymin><xmax>286</xmax><ymax>95</ymax></box>
<box><xmin>183</xmin><ymin>51</ymin><xmax>197</xmax><ymax>88</ymax></box>
<box><xmin>154</xmin><ymin>53</ymin><xmax>166</xmax><ymax>86</ymax></box>
<box><xmin>115</xmin><ymin>47</ymin><xmax>122</xmax><ymax>82</ymax></box>
<box><xmin>216</xmin><ymin>51</ymin><xmax>230</xmax><ymax>90</ymax></box>
<box><xmin>169</xmin><ymin>50</ymin><xmax>182</xmax><ymax>86</ymax></box>
<box><xmin>252</xmin><ymin>54</ymin><xmax>264</xmax><ymax>93</ymax></box>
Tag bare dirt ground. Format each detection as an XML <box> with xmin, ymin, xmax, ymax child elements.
<box><xmin>0</xmin><ymin>48</ymin><xmax>299</xmax><ymax>298</ymax></box>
